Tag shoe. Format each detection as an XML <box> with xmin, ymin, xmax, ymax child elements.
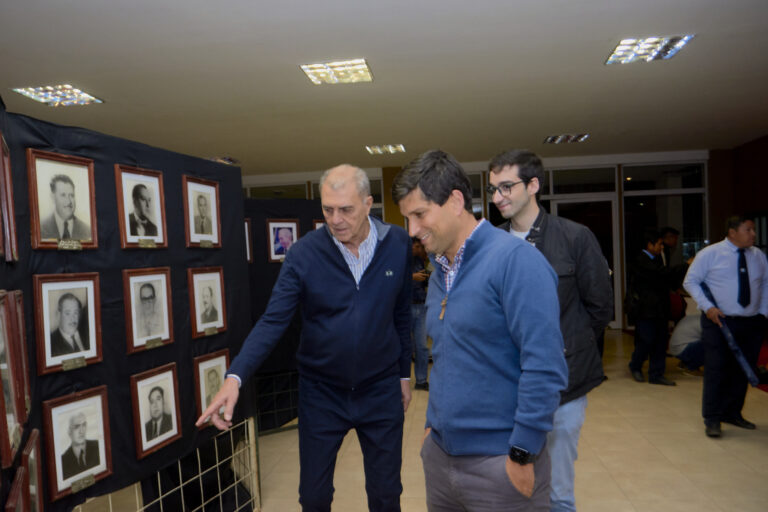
<box><xmin>723</xmin><ymin>417</ymin><xmax>756</xmax><ymax>430</ymax></box>
<box><xmin>649</xmin><ymin>376</ymin><xmax>676</xmax><ymax>386</ymax></box>
<box><xmin>705</xmin><ymin>422</ymin><xmax>722</xmax><ymax>438</ymax></box>
<box><xmin>414</xmin><ymin>382</ymin><xmax>429</xmax><ymax>391</ymax></box>
<box><xmin>676</xmin><ymin>361</ymin><xmax>703</xmax><ymax>377</ymax></box>
<box><xmin>631</xmin><ymin>370</ymin><xmax>644</xmax><ymax>383</ymax></box>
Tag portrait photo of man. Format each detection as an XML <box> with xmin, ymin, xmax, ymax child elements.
<box><xmin>60</xmin><ymin>412</ymin><xmax>100</xmax><ymax>480</ymax></box>
<box><xmin>128</xmin><ymin>183</ymin><xmax>158</xmax><ymax>237</ymax></box>
<box><xmin>50</xmin><ymin>292</ymin><xmax>89</xmax><ymax>357</ymax></box>
<box><xmin>274</xmin><ymin>226</ymin><xmax>294</xmax><ymax>255</ymax></box>
<box><xmin>135</xmin><ymin>282</ymin><xmax>164</xmax><ymax>339</ymax></box>
<box><xmin>205</xmin><ymin>368</ymin><xmax>222</xmax><ymax>407</ymax></box>
<box><xmin>193</xmin><ymin>194</ymin><xmax>213</xmax><ymax>235</ymax></box>
<box><xmin>200</xmin><ymin>285</ymin><xmax>218</xmax><ymax>324</ymax></box>
<box><xmin>144</xmin><ymin>386</ymin><xmax>173</xmax><ymax>441</ymax></box>
<box><xmin>40</xmin><ymin>174</ymin><xmax>91</xmax><ymax>241</ymax></box>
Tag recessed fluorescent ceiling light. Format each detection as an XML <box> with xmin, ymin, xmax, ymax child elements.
<box><xmin>543</xmin><ymin>134</ymin><xmax>589</xmax><ymax>144</ymax></box>
<box><xmin>365</xmin><ymin>144</ymin><xmax>405</xmax><ymax>155</ymax></box>
<box><xmin>301</xmin><ymin>58</ymin><xmax>373</xmax><ymax>85</ymax></box>
<box><xmin>605</xmin><ymin>35</ymin><xmax>694</xmax><ymax>65</ymax></box>
<box><xmin>208</xmin><ymin>156</ymin><xmax>240</xmax><ymax>166</ymax></box>
<box><xmin>12</xmin><ymin>84</ymin><xmax>103</xmax><ymax>106</ymax></box>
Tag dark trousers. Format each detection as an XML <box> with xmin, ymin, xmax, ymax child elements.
<box><xmin>298</xmin><ymin>375</ymin><xmax>404</xmax><ymax>512</ymax></box>
<box><xmin>701</xmin><ymin>314</ymin><xmax>764</xmax><ymax>424</ymax></box>
<box><xmin>629</xmin><ymin>318</ymin><xmax>669</xmax><ymax>379</ymax></box>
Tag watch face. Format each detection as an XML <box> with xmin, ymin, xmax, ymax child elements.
<box><xmin>508</xmin><ymin>446</ymin><xmax>535</xmax><ymax>464</ymax></box>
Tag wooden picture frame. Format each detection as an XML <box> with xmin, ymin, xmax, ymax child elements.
<box><xmin>130</xmin><ymin>363</ymin><xmax>182</xmax><ymax>459</ymax></box>
<box><xmin>114</xmin><ymin>164</ymin><xmax>168</xmax><ymax>249</ymax></box>
<box><xmin>0</xmin><ymin>133</ymin><xmax>19</xmax><ymax>261</ymax></box>
<box><xmin>33</xmin><ymin>273</ymin><xmax>102</xmax><ymax>375</ymax></box>
<box><xmin>193</xmin><ymin>349</ymin><xmax>230</xmax><ymax>428</ymax></box>
<box><xmin>5</xmin><ymin>467</ymin><xmax>25</xmax><ymax>511</ymax></box>
<box><xmin>22</xmin><ymin>429</ymin><xmax>43</xmax><ymax>512</ymax></box>
<box><xmin>182</xmin><ymin>175</ymin><xmax>221</xmax><ymax>248</ymax></box>
<box><xmin>267</xmin><ymin>218</ymin><xmax>299</xmax><ymax>262</ymax></box>
<box><xmin>0</xmin><ymin>291</ymin><xmax>23</xmax><ymax>468</ymax></box>
<box><xmin>42</xmin><ymin>385</ymin><xmax>112</xmax><ymax>501</ymax></box>
<box><xmin>8</xmin><ymin>290</ymin><xmax>30</xmax><ymax>420</ymax></box>
<box><xmin>187</xmin><ymin>267</ymin><xmax>227</xmax><ymax>338</ymax></box>
<box><xmin>313</xmin><ymin>219</ymin><xmax>325</xmax><ymax>231</ymax></box>
<box><xmin>122</xmin><ymin>267</ymin><xmax>174</xmax><ymax>353</ymax></box>
<box><xmin>27</xmin><ymin>148</ymin><xmax>98</xmax><ymax>250</ymax></box>
<box><xmin>244</xmin><ymin>218</ymin><xmax>253</xmax><ymax>263</ymax></box>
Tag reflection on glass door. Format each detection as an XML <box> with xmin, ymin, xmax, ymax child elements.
<box><xmin>551</xmin><ymin>199</ymin><xmax>621</xmax><ymax>328</ymax></box>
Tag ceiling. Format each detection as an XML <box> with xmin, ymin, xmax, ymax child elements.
<box><xmin>1</xmin><ymin>0</ymin><xmax>767</xmax><ymax>178</ymax></box>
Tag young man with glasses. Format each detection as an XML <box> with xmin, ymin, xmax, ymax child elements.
<box><xmin>488</xmin><ymin>149</ymin><xmax>613</xmax><ymax>512</ymax></box>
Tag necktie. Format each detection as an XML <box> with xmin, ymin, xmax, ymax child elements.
<box><xmin>79</xmin><ymin>450</ymin><xmax>85</xmax><ymax>468</ymax></box>
<box><xmin>737</xmin><ymin>248</ymin><xmax>750</xmax><ymax>307</ymax></box>
<box><xmin>154</xmin><ymin>421</ymin><xmax>159</xmax><ymax>438</ymax></box>
<box><xmin>62</xmin><ymin>221</ymin><xmax>71</xmax><ymax>240</ymax></box>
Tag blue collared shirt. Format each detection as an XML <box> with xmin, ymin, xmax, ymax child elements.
<box><xmin>330</xmin><ymin>216</ymin><xmax>378</xmax><ymax>286</ymax></box>
<box><xmin>683</xmin><ymin>238</ymin><xmax>768</xmax><ymax>317</ymax></box>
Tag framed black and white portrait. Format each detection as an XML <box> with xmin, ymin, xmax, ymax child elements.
<box><xmin>0</xmin><ymin>133</ymin><xmax>19</xmax><ymax>261</ymax></box>
<box><xmin>33</xmin><ymin>273</ymin><xmax>102</xmax><ymax>375</ymax></box>
<box><xmin>267</xmin><ymin>219</ymin><xmax>299</xmax><ymax>262</ymax></box>
<box><xmin>313</xmin><ymin>219</ymin><xmax>325</xmax><ymax>231</ymax></box>
<box><xmin>188</xmin><ymin>267</ymin><xmax>227</xmax><ymax>338</ymax></box>
<box><xmin>193</xmin><ymin>349</ymin><xmax>230</xmax><ymax>427</ymax></box>
<box><xmin>27</xmin><ymin>148</ymin><xmax>98</xmax><ymax>250</ymax></box>
<box><xmin>130</xmin><ymin>363</ymin><xmax>181</xmax><ymax>459</ymax></box>
<box><xmin>42</xmin><ymin>386</ymin><xmax>111</xmax><ymax>501</ymax></box>
<box><xmin>123</xmin><ymin>267</ymin><xmax>173</xmax><ymax>353</ymax></box>
<box><xmin>182</xmin><ymin>175</ymin><xmax>221</xmax><ymax>248</ymax></box>
<box><xmin>22</xmin><ymin>429</ymin><xmax>43</xmax><ymax>512</ymax></box>
<box><xmin>244</xmin><ymin>218</ymin><xmax>253</xmax><ymax>263</ymax></box>
<box><xmin>0</xmin><ymin>291</ymin><xmax>23</xmax><ymax>468</ymax></box>
<box><xmin>115</xmin><ymin>164</ymin><xmax>168</xmax><ymax>249</ymax></box>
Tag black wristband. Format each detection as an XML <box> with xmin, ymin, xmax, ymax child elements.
<box><xmin>508</xmin><ymin>446</ymin><xmax>537</xmax><ymax>465</ymax></box>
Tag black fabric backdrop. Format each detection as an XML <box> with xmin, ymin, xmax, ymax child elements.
<box><xmin>0</xmin><ymin>97</ymin><xmax>252</xmax><ymax>510</ymax></box>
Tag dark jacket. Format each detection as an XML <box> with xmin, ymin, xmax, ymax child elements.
<box><xmin>628</xmin><ymin>251</ymin><xmax>674</xmax><ymax>320</ymax></box>
<box><xmin>228</xmin><ymin>217</ymin><xmax>412</xmax><ymax>388</ymax></box>
<box><xmin>61</xmin><ymin>439</ymin><xmax>100</xmax><ymax>480</ymax></box>
<box><xmin>50</xmin><ymin>329</ymin><xmax>90</xmax><ymax>357</ymax></box>
<box><xmin>129</xmin><ymin>213</ymin><xmax>158</xmax><ymax>237</ymax></box>
<box><xmin>498</xmin><ymin>209</ymin><xmax>613</xmax><ymax>404</ymax></box>
<box><xmin>145</xmin><ymin>413</ymin><xmax>173</xmax><ymax>440</ymax></box>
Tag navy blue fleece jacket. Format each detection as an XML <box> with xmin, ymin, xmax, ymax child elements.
<box><xmin>227</xmin><ymin>217</ymin><xmax>412</xmax><ymax>388</ymax></box>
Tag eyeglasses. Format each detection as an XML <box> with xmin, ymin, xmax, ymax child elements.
<box><xmin>485</xmin><ymin>180</ymin><xmax>526</xmax><ymax>197</ymax></box>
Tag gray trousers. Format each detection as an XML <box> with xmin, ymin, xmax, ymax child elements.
<box><xmin>421</xmin><ymin>434</ymin><xmax>551</xmax><ymax>511</ymax></box>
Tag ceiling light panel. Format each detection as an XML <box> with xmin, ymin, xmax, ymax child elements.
<box><xmin>300</xmin><ymin>58</ymin><xmax>373</xmax><ymax>85</ymax></box>
<box><xmin>12</xmin><ymin>84</ymin><xmax>103</xmax><ymax>106</ymax></box>
<box><xmin>605</xmin><ymin>35</ymin><xmax>694</xmax><ymax>65</ymax></box>
<box><xmin>543</xmin><ymin>134</ymin><xmax>589</xmax><ymax>144</ymax></box>
<box><xmin>365</xmin><ymin>144</ymin><xmax>405</xmax><ymax>155</ymax></box>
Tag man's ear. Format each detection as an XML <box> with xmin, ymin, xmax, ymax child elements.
<box><xmin>527</xmin><ymin>177</ymin><xmax>540</xmax><ymax>196</ymax></box>
<box><xmin>449</xmin><ymin>189</ymin><xmax>466</xmax><ymax>214</ymax></box>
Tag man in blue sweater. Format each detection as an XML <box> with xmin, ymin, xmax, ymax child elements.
<box><xmin>197</xmin><ymin>164</ymin><xmax>412</xmax><ymax>512</ymax></box>
<box><xmin>393</xmin><ymin>150</ymin><xmax>568</xmax><ymax>511</ymax></box>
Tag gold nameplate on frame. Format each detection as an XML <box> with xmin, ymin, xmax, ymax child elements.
<box><xmin>145</xmin><ymin>337</ymin><xmax>164</xmax><ymax>349</ymax></box>
<box><xmin>62</xmin><ymin>357</ymin><xmax>87</xmax><ymax>371</ymax></box>
<box><xmin>204</xmin><ymin>327</ymin><xmax>218</xmax><ymax>336</ymax></box>
<box><xmin>138</xmin><ymin>239</ymin><xmax>157</xmax><ymax>248</ymax></box>
<box><xmin>200</xmin><ymin>240</ymin><xmax>214</xmax><ymax>248</ymax></box>
<box><xmin>58</xmin><ymin>240</ymin><xmax>83</xmax><ymax>251</ymax></box>
<box><xmin>71</xmin><ymin>474</ymin><xmax>96</xmax><ymax>493</ymax></box>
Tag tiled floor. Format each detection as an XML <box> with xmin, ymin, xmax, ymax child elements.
<box><xmin>256</xmin><ymin>330</ymin><xmax>768</xmax><ymax>511</ymax></box>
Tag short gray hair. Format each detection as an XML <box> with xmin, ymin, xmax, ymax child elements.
<box><xmin>319</xmin><ymin>164</ymin><xmax>370</xmax><ymax>198</ymax></box>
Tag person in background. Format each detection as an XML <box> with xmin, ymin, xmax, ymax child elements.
<box><xmin>411</xmin><ymin>237</ymin><xmax>431</xmax><ymax>391</ymax></box>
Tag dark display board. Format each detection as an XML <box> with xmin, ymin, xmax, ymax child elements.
<box><xmin>0</xmin><ymin>96</ymin><xmax>251</xmax><ymax>510</ymax></box>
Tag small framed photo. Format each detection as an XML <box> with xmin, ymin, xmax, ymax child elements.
<box><xmin>130</xmin><ymin>363</ymin><xmax>182</xmax><ymax>459</ymax></box>
<box><xmin>193</xmin><ymin>349</ymin><xmax>230</xmax><ymax>427</ymax></box>
<box><xmin>33</xmin><ymin>273</ymin><xmax>102</xmax><ymax>375</ymax></box>
<box><xmin>122</xmin><ymin>267</ymin><xmax>174</xmax><ymax>353</ymax></box>
<box><xmin>114</xmin><ymin>164</ymin><xmax>168</xmax><ymax>249</ymax></box>
<box><xmin>42</xmin><ymin>385</ymin><xmax>112</xmax><ymax>501</ymax></box>
<box><xmin>183</xmin><ymin>175</ymin><xmax>221</xmax><ymax>248</ymax></box>
<box><xmin>0</xmin><ymin>291</ymin><xmax>23</xmax><ymax>468</ymax></box>
<box><xmin>22</xmin><ymin>429</ymin><xmax>43</xmax><ymax>512</ymax></box>
<box><xmin>5</xmin><ymin>467</ymin><xmax>26</xmax><ymax>511</ymax></box>
<box><xmin>0</xmin><ymin>133</ymin><xmax>19</xmax><ymax>261</ymax></box>
<box><xmin>267</xmin><ymin>219</ymin><xmax>299</xmax><ymax>262</ymax></box>
<box><xmin>188</xmin><ymin>267</ymin><xmax>227</xmax><ymax>338</ymax></box>
<box><xmin>27</xmin><ymin>148</ymin><xmax>98</xmax><ymax>250</ymax></box>
<box><xmin>8</xmin><ymin>290</ymin><xmax>31</xmax><ymax>420</ymax></box>
<box><xmin>314</xmin><ymin>219</ymin><xmax>325</xmax><ymax>231</ymax></box>
<box><xmin>244</xmin><ymin>218</ymin><xmax>253</xmax><ymax>263</ymax></box>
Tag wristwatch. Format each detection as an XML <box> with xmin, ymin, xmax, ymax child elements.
<box><xmin>508</xmin><ymin>446</ymin><xmax>537</xmax><ymax>465</ymax></box>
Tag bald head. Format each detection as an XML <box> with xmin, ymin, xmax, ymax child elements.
<box><xmin>320</xmin><ymin>164</ymin><xmax>370</xmax><ymax>199</ymax></box>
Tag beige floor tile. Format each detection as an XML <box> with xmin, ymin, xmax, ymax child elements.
<box><xmin>632</xmin><ymin>499</ymin><xmax>724</xmax><ymax>512</ymax></box>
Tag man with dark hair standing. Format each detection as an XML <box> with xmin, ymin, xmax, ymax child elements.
<box><xmin>393</xmin><ymin>150</ymin><xmax>567</xmax><ymax>511</ymax></box>
<box><xmin>488</xmin><ymin>149</ymin><xmax>613</xmax><ymax>512</ymax></box>
<box><xmin>145</xmin><ymin>386</ymin><xmax>173</xmax><ymax>440</ymax></box>
<box><xmin>684</xmin><ymin>215</ymin><xmax>768</xmax><ymax>438</ymax></box>
<box><xmin>129</xmin><ymin>184</ymin><xmax>158</xmax><ymax>237</ymax></box>
<box><xmin>627</xmin><ymin>230</ymin><xmax>678</xmax><ymax>386</ymax></box>
<box><xmin>198</xmin><ymin>164</ymin><xmax>412</xmax><ymax>512</ymax></box>
<box><xmin>40</xmin><ymin>174</ymin><xmax>91</xmax><ymax>241</ymax></box>
<box><xmin>410</xmin><ymin>237</ymin><xmax>430</xmax><ymax>391</ymax></box>
<box><xmin>659</xmin><ymin>226</ymin><xmax>680</xmax><ymax>267</ymax></box>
